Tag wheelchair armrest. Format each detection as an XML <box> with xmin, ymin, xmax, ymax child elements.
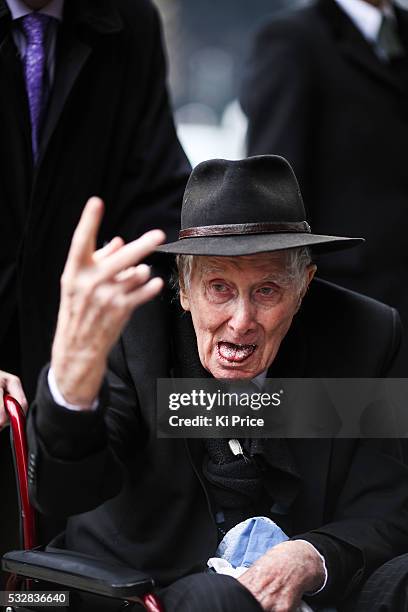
<box><xmin>2</xmin><ymin>548</ymin><xmax>155</xmax><ymax>599</ymax></box>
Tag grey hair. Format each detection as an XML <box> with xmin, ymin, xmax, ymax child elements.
<box><xmin>176</xmin><ymin>247</ymin><xmax>313</xmax><ymax>297</ymax></box>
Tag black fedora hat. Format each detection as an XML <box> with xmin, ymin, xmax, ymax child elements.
<box><xmin>157</xmin><ymin>155</ymin><xmax>363</xmax><ymax>256</ymax></box>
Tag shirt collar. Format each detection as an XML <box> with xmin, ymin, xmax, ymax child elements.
<box><xmin>5</xmin><ymin>0</ymin><xmax>63</xmax><ymax>21</ymax></box>
<box><xmin>252</xmin><ymin>369</ymin><xmax>268</xmax><ymax>389</ymax></box>
<box><xmin>334</xmin><ymin>0</ymin><xmax>394</xmax><ymax>42</ymax></box>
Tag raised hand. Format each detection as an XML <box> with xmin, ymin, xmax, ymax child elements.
<box><xmin>51</xmin><ymin>197</ymin><xmax>165</xmax><ymax>408</ymax></box>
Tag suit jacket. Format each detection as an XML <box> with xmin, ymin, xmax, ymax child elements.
<box><xmin>0</xmin><ymin>0</ymin><xmax>190</xmax><ymax>397</ymax></box>
<box><xmin>27</xmin><ymin>279</ymin><xmax>408</xmax><ymax>608</ymax></box>
<box><xmin>240</xmin><ymin>0</ymin><xmax>408</xmax><ymax>374</ymax></box>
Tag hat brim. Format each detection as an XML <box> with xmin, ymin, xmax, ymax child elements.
<box><xmin>156</xmin><ymin>233</ymin><xmax>364</xmax><ymax>256</ymax></box>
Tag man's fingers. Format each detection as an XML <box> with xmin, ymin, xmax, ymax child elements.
<box><xmin>0</xmin><ymin>373</ymin><xmax>28</xmax><ymax>429</ymax></box>
<box><xmin>0</xmin><ymin>388</ymin><xmax>6</xmax><ymax>429</ymax></box>
<box><xmin>93</xmin><ymin>237</ymin><xmax>125</xmax><ymax>263</ymax></box>
<box><xmin>65</xmin><ymin>197</ymin><xmax>104</xmax><ymax>272</ymax></box>
<box><xmin>5</xmin><ymin>376</ymin><xmax>28</xmax><ymax>412</ymax></box>
<box><xmin>96</xmin><ymin>229</ymin><xmax>165</xmax><ymax>282</ymax></box>
<box><xmin>115</xmin><ymin>264</ymin><xmax>151</xmax><ymax>289</ymax></box>
<box><xmin>125</xmin><ymin>276</ymin><xmax>164</xmax><ymax>310</ymax></box>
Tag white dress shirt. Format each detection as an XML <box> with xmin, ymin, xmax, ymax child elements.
<box><xmin>334</xmin><ymin>0</ymin><xmax>394</xmax><ymax>43</ymax></box>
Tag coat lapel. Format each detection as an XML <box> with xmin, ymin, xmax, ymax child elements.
<box><xmin>317</xmin><ymin>0</ymin><xmax>408</xmax><ymax>97</ymax></box>
<box><xmin>38</xmin><ymin>32</ymin><xmax>92</xmax><ymax>164</ymax></box>
<box><xmin>0</xmin><ymin>6</ymin><xmax>32</xmax><ymax>162</ymax></box>
<box><xmin>0</xmin><ymin>3</ymin><xmax>33</xmax><ymax>219</ymax></box>
<box><xmin>170</xmin><ymin>305</ymin><xmax>211</xmax><ymax>379</ymax></box>
<box><xmin>266</xmin><ymin>310</ymin><xmax>307</xmax><ymax>378</ymax></box>
<box><xmin>395</xmin><ymin>3</ymin><xmax>408</xmax><ymax>54</ymax></box>
<box><xmin>169</xmin><ymin>305</ymin><xmax>218</xmax><ymax>537</ymax></box>
<box><xmin>267</xmin><ymin>304</ymin><xmax>334</xmax><ymax>529</ymax></box>
<box><xmin>37</xmin><ymin>0</ymin><xmax>123</xmax><ymax>165</ymax></box>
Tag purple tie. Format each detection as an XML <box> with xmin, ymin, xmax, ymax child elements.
<box><xmin>20</xmin><ymin>13</ymin><xmax>52</xmax><ymax>162</ymax></box>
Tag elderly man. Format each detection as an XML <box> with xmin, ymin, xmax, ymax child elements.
<box><xmin>27</xmin><ymin>156</ymin><xmax>408</xmax><ymax>612</ymax></box>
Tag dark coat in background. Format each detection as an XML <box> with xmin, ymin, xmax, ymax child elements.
<box><xmin>240</xmin><ymin>0</ymin><xmax>408</xmax><ymax>375</ymax></box>
<box><xmin>0</xmin><ymin>0</ymin><xmax>189</xmax><ymax>572</ymax></box>
<box><xmin>27</xmin><ymin>280</ymin><xmax>408</xmax><ymax>609</ymax></box>
<box><xmin>0</xmin><ymin>0</ymin><xmax>190</xmax><ymax>397</ymax></box>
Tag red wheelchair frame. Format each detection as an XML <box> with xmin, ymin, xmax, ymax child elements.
<box><xmin>2</xmin><ymin>395</ymin><xmax>164</xmax><ymax>612</ymax></box>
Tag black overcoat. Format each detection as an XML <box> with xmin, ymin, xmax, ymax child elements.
<box><xmin>0</xmin><ymin>0</ymin><xmax>190</xmax><ymax>397</ymax></box>
<box><xmin>240</xmin><ymin>0</ymin><xmax>408</xmax><ymax>374</ymax></box>
<box><xmin>27</xmin><ymin>279</ymin><xmax>408</xmax><ymax>608</ymax></box>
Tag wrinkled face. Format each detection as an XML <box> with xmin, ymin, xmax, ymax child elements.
<box><xmin>180</xmin><ymin>253</ymin><xmax>316</xmax><ymax>380</ymax></box>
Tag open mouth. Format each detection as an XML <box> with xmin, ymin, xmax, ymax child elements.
<box><xmin>217</xmin><ymin>341</ymin><xmax>257</xmax><ymax>363</ymax></box>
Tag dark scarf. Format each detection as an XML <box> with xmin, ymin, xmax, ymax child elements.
<box><xmin>171</xmin><ymin>303</ymin><xmax>302</xmax><ymax>535</ymax></box>
<box><xmin>203</xmin><ymin>436</ymin><xmax>300</xmax><ymax>535</ymax></box>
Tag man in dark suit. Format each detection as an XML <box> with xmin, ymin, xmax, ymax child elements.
<box><xmin>26</xmin><ymin>157</ymin><xmax>408</xmax><ymax>611</ymax></box>
<box><xmin>0</xmin><ymin>0</ymin><xmax>190</xmax><ymax>400</ymax></box>
<box><xmin>240</xmin><ymin>0</ymin><xmax>408</xmax><ymax>376</ymax></box>
<box><xmin>0</xmin><ymin>0</ymin><xmax>189</xmax><ymax>576</ymax></box>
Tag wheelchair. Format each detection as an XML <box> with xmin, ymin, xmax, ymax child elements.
<box><xmin>1</xmin><ymin>395</ymin><xmax>164</xmax><ymax>612</ymax></box>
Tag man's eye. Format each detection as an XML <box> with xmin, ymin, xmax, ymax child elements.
<box><xmin>257</xmin><ymin>286</ymin><xmax>276</xmax><ymax>296</ymax></box>
<box><xmin>211</xmin><ymin>283</ymin><xmax>229</xmax><ymax>293</ymax></box>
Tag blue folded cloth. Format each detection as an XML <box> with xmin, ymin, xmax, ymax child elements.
<box><xmin>207</xmin><ymin>516</ymin><xmax>336</xmax><ymax>612</ymax></box>
<box><xmin>216</xmin><ymin>516</ymin><xmax>288</xmax><ymax>568</ymax></box>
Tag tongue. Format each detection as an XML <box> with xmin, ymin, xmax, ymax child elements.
<box><xmin>218</xmin><ymin>342</ymin><xmax>255</xmax><ymax>362</ymax></box>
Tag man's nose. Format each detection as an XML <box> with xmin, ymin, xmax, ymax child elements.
<box><xmin>228</xmin><ymin>297</ymin><xmax>257</xmax><ymax>337</ymax></box>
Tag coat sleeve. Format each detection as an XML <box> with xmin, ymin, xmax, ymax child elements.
<box><xmin>240</xmin><ymin>18</ymin><xmax>316</xmax><ymax>198</ymax></box>
<box><xmin>297</xmin><ymin>438</ymin><xmax>408</xmax><ymax>606</ymax></box>
<box><xmin>99</xmin><ymin>1</ymin><xmax>191</xmax><ymax>248</ymax></box>
<box><xmin>27</xmin><ymin>338</ymin><xmax>144</xmax><ymax>518</ymax></box>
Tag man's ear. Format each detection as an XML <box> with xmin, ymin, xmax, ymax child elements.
<box><xmin>304</xmin><ymin>264</ymin><xmax>317</xmax><ymax>294</ymax></box>
<box><xmin>296</xmin><ymin>264</ymin><xmax>317</xmax><ymax>312</ymax></box>
<box><xmin>179</xmin><ymin>286</ymin><xmax>190</xmax><ymax>312</ymax></box>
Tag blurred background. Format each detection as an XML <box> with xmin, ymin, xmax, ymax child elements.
<box><xmin>153</xmin><ymin>0</ymin><xmax>408</xmax><ymax>166</ymax></box>
<box><xmin>153</xmin><ymin>0</ymin><xmax>297</xmax><ymax>165</ymax></box>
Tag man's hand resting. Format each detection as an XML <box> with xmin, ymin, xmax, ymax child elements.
<box><xmin>238</xmin><ymin>540</ymin><xmax>325</xmax><ymax>612</ymax></box>
<box><xmin>0</xmin><ymin>370</ymin><xmax>28</xmax><ymax>429</ymax></box>
<box><xmin>51</xmin><ymin>197</ymin><xmax>165</xmax><ymax>408</ymax></box>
